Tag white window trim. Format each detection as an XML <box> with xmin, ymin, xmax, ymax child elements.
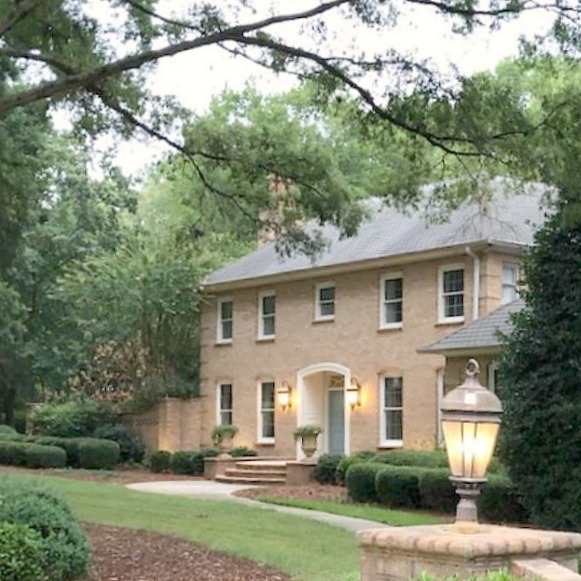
<box><xmin>258</xmin><ymin>290</ymin><xmax>276</xmax><ymax>340</ymax></box>
<box><xmin>438</xmin><ymin>264</ymin><xmax>465</xmax><ymax>324</ymax></box>
<box><xmin>216</xmin><ymin>297</ymin><xmax>233</xmax><ymax>344</ymax></box>
<box><xmin>501</xmin><ymin>263</ymin><xmax>519</xmax><ymax>305</ymax></box>
<box><xmin>216</xmin><ymin>381</ymin><xmax>233</xmax><ymax>426</ymax></box>
<box><xmin>314</xmin><ymin>282</ymin><xmax>335</xmax><ymax>322</ymax></box>
<box><xmin>379</xmin><ymin>273</ymin><xmax>403</xmax><ymax>330</ymax></box>
<box><xmin>379</xmin><ymin>375</ymin><xmax>404</xmax><ymax>448</ymax></box>
<box><xmin>257</xmin><ymin>380</ymin><xmax>276</xmax><ymax>444</ymax></box>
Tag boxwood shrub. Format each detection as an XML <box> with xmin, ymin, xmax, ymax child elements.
<box><xmin>170</xmin><ymin>451</ymin><xmax>195</xmax><ymax>474</ymax></box>
<box><xmin>0</xmin><ymin>441</ymin><xmax>27</xmax><ymax>466</ymax></box>
<box><xmin>345</xmin><ymin>462</ymin><xmax>386</xmax><ymax>503</ymax></box>
<box><xmin>417</xmin><ymin>468</ymin><xmax>457</xmax><ymax>513</ymax></box>
<box><xmin>191</xmin><ymin>447</ymin><xmax>220</xmax><ymax>475</ymax></box>
<box><xmin>336</xmin><ymin>450</ymin><xmax>376</xmax><ymax>485</ymax></box>
<box><xmin>34</xmin><ymin>437</ymin><xmax>82</xmax><ymax>467</ymax></box>
<box><xmin>24</xmin><ymin>444</ymin><xmax>67</xmax><ymax>469</ymax></box>
<box><xmin>93</xmin><ymin>425</ymin><xmax>145</xmax><ymax>464</ymax></box>
<box><xmin>0</xmin><ymin>477</ymin><xmax>90</xmax><ymax>581</ymax></box>
<box><xmin>230</xmin><ymin>447</ymin><xmax>258</xmax><ymax>458</ymax></box>
<box><xmin>376</xmin><ymin>465</ymin><xmax>428</xmax><ymax>509</ymax></box>
<box><xmin>480</xmin><ymin>474</ymin><xmax>527</xmax><ymax>524</ymax></box>
<box><xmin>371</xmin><ymin>449</ymin><xmax>449</xmax><ymax>469</ymax></box>
<box><xmin>314</xmin><ymin>453</ymin><xmax>344</xmax><ymax>484</ymax></box>
<box><xmin>149</xmin><ymin>450</ymin><xmax>171</xmax><ymax>473</ymax></box>
<box><xmin>0</xmin><ymin>521</ymin><xmax>48</xmax><ymax>581</ymax></box>
<box><xmin>77</xmin><ymin>438</ymin><xmax>120</xmax><ymax>470</ymax></box>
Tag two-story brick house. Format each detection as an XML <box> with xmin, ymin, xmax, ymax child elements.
<box><xmin>199</xmin><ymin>179</ymin><xmax>546</xmax><ymax>458</ymax></box>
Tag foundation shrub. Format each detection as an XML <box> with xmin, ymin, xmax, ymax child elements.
<box><xmin>0</xmin><ymin>441</ymin><xmax>27</xmax><ymax>466</ymax></box>
<box><xmin>336</xmin><ymin>451</ymin><xmax>376</xmax><ymax>485</ymax></box>
<box><xmin>191</xmin><ymin>447</ymin><xmax>219</xmax><ymax>475</ymax></box>
<box><xmin>371</xmin><ymin>450</ymin><xmax>449</xmax><ymax>469</ymax></box>
<box><xmin>345</xmin><ymin>462</ymin><xmax>386</xmax><ymax>503</ymax></box>
<box><xmin>417</xmin><ymin>469</ymin><xmax>457</xmax><ymax>513</ymax></box>
<box><xmin>24</xmin><ymin>444</ymin><xmax>67</xmax><ymax>469</ymax></box>
<box><xmin>314</xmin><ymin>453</ymin><xmax>344</xmax><ymax>484</ymax></box>
<box><xmin>375</xmin><ymin>465</ymin><xmax>427</xmax><ymax>509</ymax></box>
<box><xmin>34</xmin><ymin>437</ymin><xmax>80</xmax><ymax>467</ymax></box>
<box><xmin>93</xmin><ymin>425</ymin><xmax>145</xmax><ymax>464</ymax></box>
<box><xmin>0</xmin><ymin>521</ymin><xmax>48</xmax><ymax>581</ymax></box>
<box><xmin>149</xmin><ymin>450</ymin><xmax>171</xmax><ymax>473</ymax></box>
<box><xmin>0</xmin><ymin>477</ymin><xmax>90</xmax><ymax>580</ymax></box>
<box><xmin>230</xmin><ymin>447</ymin><xmax>258</xmax><ymax>457</ymax></box>
<box><xmin>170</xmin><ymin>451</ymin><xmax>196</xmax><ymax>474</ymax></box>
<box><xmin>480</xmin><ymin>475</ymin><xmax>527</xmax><ymax>524</ymax></box>
<box><xmin>77</xmin><ymin>438</ymin><xmax>120</xmax><ymax>470</ymax></box>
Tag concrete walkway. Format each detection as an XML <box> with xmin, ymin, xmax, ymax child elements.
<box><xmin>127</xmin><ymin>480</ymin><xmax>390</xmax><ymax>533</ymax></box>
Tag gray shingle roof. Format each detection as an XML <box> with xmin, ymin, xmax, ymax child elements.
<box><xmin>419</xmin><ymin>298</ymin><xmax>525</xmax><ymax>353</ymax></box>
<box><xmin>205</xmin><ymin>178</ymin><xmax>549</xmax><ymax>288</ymax></box>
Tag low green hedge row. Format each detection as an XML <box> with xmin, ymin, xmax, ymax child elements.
<box><xmin>345</xmin><ymin>463</ymin><xmax>527</xmax><ymax>524</ymax></box>
<box><xmin>0</xmin><ymin>436</ymin><xmax>120</xmax><ymax>470</ymax></box>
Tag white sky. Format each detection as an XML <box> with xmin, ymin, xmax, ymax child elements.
<box><xmin>108</xmin><ymin>1</ymin><xmax>553</xmax><ymax>176</ymax></box>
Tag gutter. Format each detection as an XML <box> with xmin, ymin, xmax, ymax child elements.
<box><xmin>465</xmin><ymin>246</ymin><xmax>480</xmax><ymax>321</ymax></box>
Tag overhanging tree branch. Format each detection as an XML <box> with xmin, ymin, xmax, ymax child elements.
<box><xmin>0</xmin><ymin>0</ymin><xmax>44</xmax><ymax>38</ymax></box>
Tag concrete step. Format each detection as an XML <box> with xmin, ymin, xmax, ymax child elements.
<box><xmin>235</xmin><ymin>460</ymin><xmax>288</xmax><ymax>471</ymax></box>
<box><xmin>215</xmin><ymin>474</ymin><xmax>286</xmax><ymax>485</ymax></box>
<box><xmin>225</xmin><ymin>468</ymin><xmax>286</xmax><ymax>478</ymax></box>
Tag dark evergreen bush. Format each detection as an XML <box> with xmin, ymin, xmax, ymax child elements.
<box><xmin>499</xmin><ymin>209</ymin><xmax>581</xmax><ymax>530</ymax></box>
<box><xmin>93</xmin><ymin>425</ymin><xmax>145</xmax><ymax>463</ymax></box>
<box><xmin>77</xmin><ymin>438</ymin><xmax>120</xmax><ymax>470</ymax></box>
<box><xmin>230</xmin><ymin>447</ymin><xmax>258</xmax><ymax>457</ymax></box>
<box><xmin>191</xmin><ymin>447</ymin><xmax>220</xmax><ymax>474</ymax></box>
<box><xmin>336</xmin><ymin>450</ymin><xmax>375</xmax><ymax>485</ymax></box>
<box><xmin>345</xmin><ymin>462</ymin><xmax>386</xmax><ymax>503</ymax></box>
<box><xmin>371</xmin><ymin>449</ymin><xmax>449</xmax><ymax>469</ymax></box>
<box><xmin>417</xmin><ymin>469</ymin><xmax>456</xmax><ymax>513</ymax></box>
<box><xmin>34</xmin><ymin>437</ymin><xmax>81</xmax><ymax>467</ymax></box>
<box><xmin>0</xmin><ymin>522</ymin><xmax>48</xmax><ymax>581</ymax></box>
<box><xmin>149</xmin><ymin>450</ymin><xmax>171</xmax><ymax>473</ymax></box>
<box><xmin>314</xmin><ymin>453</ymin><xmax>344</xmax><ymax>484</ymax></box>
<box><xmin>0</xmin><ymin>424</ymin><xmax>18</xmax><ymax>437</ymax></box>
<box><xmin>24</xmin><ymin>444</ymin><xmax>67</xmax><ymax>469</ymax></box>
<box><xmin>0</xmin><ymin>477</ymin><xmax>90</xmax><ymax>580</ymax></box>
<box><xmin>376</xmin><ymin>465</ymin><xmax>426</xmax><ymax>509</ymax></box>
<box><xmin>480</xmin><ymin>475</ymin><xmax>527</xmax><ymax>524</ymax></box>
<box><xmin>170</xmin><ymin>451</ymin><xmax>195</xmax><ymax>474</ymax></box>
<box><xmin>0</xmin><ymin>441</ymin><xmax>27</xmax><ymax>466</ymax></box>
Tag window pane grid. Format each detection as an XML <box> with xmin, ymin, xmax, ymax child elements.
<box><xmin>261</xmin><ymin>295</ymin><xmax>276</xmax><ymax>337</ymax></box>
<box><xmin>218</xmin><ymin>300</ymin><xmax>233</xmax><ymax>340</ymax></box>
<box><xmin>260</xmin><ymin>382</ymin><xmax>275</xmax><ymax>440</ymax></box>
<box><xmin>318</xmin><ymin>286</ymin><xmax>335</xmax><ymax>318</ymax></box>
<box><xmin>383</xmin><ymin>377</ymin><xmax>403</xmax><ymax>442</ymax></box>
<box><xmin>502</xmin><ymin>265</ymin><xmax>518</xmax><ymax>304</ymax></box>
<box><xmin>219</xmin><ymin>384</ymin><xmax>233</xmax><ymax>426</ymax></box>
<box><xmin>442</xmin><ymin>269</ymin><xmax>464</xmax><ymax>319</ymax></box>
<box><xmin>383</xmin><ymin>277</ymin><xmax>403</xmax><ymax>324</ymax></box>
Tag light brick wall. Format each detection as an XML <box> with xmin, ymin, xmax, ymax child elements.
<box><xmin>200</xmin><ymin>250</ymin><xmax>520</xmax><ymax>456</ymax></box>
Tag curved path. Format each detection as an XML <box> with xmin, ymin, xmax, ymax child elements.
<box><xmin>127</xmin><ymin>480</ymin><xmax>390</xmax><ymax>533</ymax></box>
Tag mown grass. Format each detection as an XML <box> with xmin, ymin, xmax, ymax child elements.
<box><xmin>1</xmin><ymin>472</ymin><xmax>360</xmax><ymax>581</ymax></box>
<box><xmin>253</xmin><ymin>495</ymin><xmax>446</xmax><ymax>526</ymax></box>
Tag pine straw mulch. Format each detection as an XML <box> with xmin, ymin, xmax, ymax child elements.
<box><xmin>84</xmin><ymin>523</ymin><xmax>291</xmax><ymax>581</ymax></box>
<box><xmin>234</xmin><ymin>483</ymin><xmax>348</xmax><ymax>502</ymax></box>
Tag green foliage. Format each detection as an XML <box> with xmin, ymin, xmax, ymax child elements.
<box><xmin>417</xmin><ymin>469</ymin><xmax>457</xmax><ymax>513</ymax></box>
<box><xmin>77</xmin><ymin>439</ymin><xmax>120</xmax><ymax>470</ymax></box>
<box><xmin>211</xmin><ymin>424</ymin><xmax>238</xmax><ymax>444</ymax></box>
<box><xmin>0</xmin><ymin>477</ymin><xmax>90</xmax><ymax>581</ymax></box>
<box><xmin>371</xmin><ymin>449</ymin><xmax>449</xmax><ymax>469</ymax></box>
<box><xmin>345</xmin><ymin>462</ymin><xmax>386</xmax><ymax>503</ymax></box>
<box><xmin>24</xmin><ymin>444</ymin><xmax>67</xmax><ymax>469</ymax></box>
<box><xmin>0</xmin><ymin>424</ymin><xmax>18</xmax><ymax>436</ymax></box>
<box><xmin>230</xmin><ymin>447</ymin><xmax>258</xmax><ymax>458</ymax></box>
<box><xmin>376</xmin><ymin>466</ymin><xmax>425</xmax><ymax>509</ymax></box>
<box><xmin>336</xmin><ymin>451</ymin><xmax>376</xmax><ymax>485</ymax></box>
<box><xmin>480</xmin><ymin>475</ymin><xmax>528</xmax><ymax>525</ymax></box>
<box><xmin>93</xmin><ymin>425</ymin><xmax>145</xmax><ymax>464</ymax></box>
<box><xmin>0</xmin><ymin>441</ymin><xmax>27</xmax><ymax>466</ymax></box>
<box><xmin>414</xmin><ymin>570</ymin><xmax>520</xmax><ymax>581</ymax></box>
<box><xmin>191</xmin><ymin>447</ymin><xmax>220</xmax><ymax>475</ymax></box>
<box><xmin>170</xmin><ymin>451</ymin><xmax>196</xmax><ymax>474</ymax></box>
<box><xmin>30</xmin><ymin>399</ymin><xmax>116</xmax><ymax>438</ymax></box>
<box><xmin>0</xmin><ymin>522</ymin><xmax>48</xmax><ymax>581</ymax></box>
<box><xmin>500</xmin><ymin>208</ymin><xmax>581</xmax><ymax>531</ymax></box>
<box><xmin>33</xmin><ymin>437</ymin><xmax>82</xmax><ymax>467</ymax></box>
<box><xmin>314</xmin><ymin>454</ymin><xmax>344</xmax><ymax>485</ymax></box>
<box><xmin>149</xmin><ymin>451</ymin><xmax>172</xmax><ymax>473</ymax></box>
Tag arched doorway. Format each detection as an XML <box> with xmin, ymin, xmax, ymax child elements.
<box><xmin>296</xmin><ymin>362</ymin><xmax>352</xmax><ymax>458</ymax></box>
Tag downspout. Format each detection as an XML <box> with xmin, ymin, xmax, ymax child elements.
<box><xmin>465</xmin><ymin>246</ymin><xmax>480</xmax><ymax>321</ymax></box>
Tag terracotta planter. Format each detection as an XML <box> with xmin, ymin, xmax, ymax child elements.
<box><xmin>301</xmin><ymin>434</ymin><xmax>318</xmax><ymax>459</ymax></box>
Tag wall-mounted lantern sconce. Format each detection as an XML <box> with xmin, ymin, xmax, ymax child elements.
<box><xmin>277</xmin><ymin>381</ymin><xmax>292</xmax><ymax>411</ymax></box>
<box><xmin>441</xmin><ymin>359</ymin><xmax>502</xmax><ymax>524</ymax></box>
<box><xmin>347</xmin><ymin>378</ymin><xmax>362</xmax><ymax>410</ymax></box>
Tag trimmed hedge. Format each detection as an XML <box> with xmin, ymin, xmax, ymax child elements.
<box><xmin>0</xmin><ymin>441</ymin><xmax>27</xmax><ymax>466</ymax></box>
<box><xmin>77</xmin><ymin>438</ymin><xmax>120</xmax><ymax>470</ymax></box>
<box><xmin>480</xmin><ymin>474</ymin><xmax>528</xmax><ymax>524</ymax></box>
<box><xmin>24</xmin><ymin>444</ymin><xmax>67</xmax><ymax>469</ymax></box>
<box><xmin>0</xmin><ymin>522</ymin><xmax>48</xmax><ymax>581</ymax></box>
<box><xmin>345</xmin><ymin>462</ymin><xmax>386</xmax><ymax>503</ymax></box>
<box><xmin>418</xmin><ymin>469</ymin><xmax>457</xmax><ymax>513</ymax></box>
<box><xmin>191</xmin><ymin>447</ymin><xmax>219</xmax><ymax>474</ymax></box>
<box><xmin>314</xmin><ymin>453</ymin><xmax>344</xmax><ymax>484</ymax></box>
<box><xmin>0</xmin><ymin>477</ymin><xmax>90</xmax><ymax>580</ymax></box>
<box><xmin>230</xmin><ymin>447</ymin><xmax>258</xmax><ymax>458</ymax></box>
<box><xmin>170</xmin><ymin>451</ymin><xmax>195</xmax><ymax>474</ymax></box>
<box><xmin>371</xmin><ymin>449</ymin><xmax>449</xmax><ymax>469</ymax></box>
<box><xmin>336</xmin><ymin>450</ymin><xmax>376</xmax><ymax>485</ymax></box>
<box><xmin>376</xmin><ymin>465</ymin><xmax>427</xmax><ymax>509</ymax></box>
<box><xmin>150</xmin><ymin>451</ymin><xmax>171</xmax><ymax>473</ymax></box>
<box><xmin>93</xmin><ymin>425</ymin><xmax>145</xmax><ymax>464</ymax></box>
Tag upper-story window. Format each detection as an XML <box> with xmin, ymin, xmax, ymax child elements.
<box><xmin>438</xmin><ymin>265</ymin><xmax>464</xmax><ymax>323</ymax></box>
<box><xmin>258</xmin><ymin>291</ymin><xmax>276</xmax><ymax>339</ymax></box>
<box><xmin>217</xmin><ymin>382</ymin><xmax>233</xmax><ymax>425</ymax></box>
<box><xmin>502</xmin><ymin>264</ymin><xmax>519</xmax><ymax>304</ymax></box>
<box><xmin>380</xmin><ymin>375</ymin><xmax>403</xmax><ymax>447</ymax></box>
<box><xmin>258</xmin><ymin>380</ymin><xmax>276</xmax><ymax>442</ymax></box>
<box><xmin>315</xmin><ymin>283</ymin><xmax>335</xmax><ymax>321</ymax></box>
<box><xmin>217</xmin><ymin>298</ymin><xmax>233</xmax><ymax>343</ymax></box>
<box><xmin>380</xmin><ymin>274</ymin><xmax>403</xmax><ymax>329</ymax></box>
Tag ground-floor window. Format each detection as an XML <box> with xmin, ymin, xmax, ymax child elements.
<box><xmin>380</xmin><ymin>376</ymin><xmax>403</xmax><ymax>446</ymax></box>
<box><xmin>258</xmin><ymin>381</ymin><xmax>275</xmax><ymax>442</ymax></box>
<box><xmin>218</xmin><ymin>382</ymin><xmax>233</xmax><ymax>425</ymax></box>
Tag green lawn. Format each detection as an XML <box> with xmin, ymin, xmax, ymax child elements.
<box><xmin>3</xmin><ymin>473</ymin><xmax>361</xmax><ymax>581</ymax></box>
<box><xmin>253</xmin><ymin>495</ymin><xmax>446</xmax><ymax>526</ymax></box>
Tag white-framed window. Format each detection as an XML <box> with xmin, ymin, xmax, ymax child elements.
<box><xmin>438</xmin><ymin>265</ymin><xmax>465</xmax><ymax>323</ymax></box>
<box><xmin>258</xmin><ymin>291</ymin><xmax>276</xmax><ymax>339</ymax></box>
<box><xmin>258</xmin><ymin>381</ymin><xmax>276</xmax><ymax>442</ymax></box>
<box><xmin>379</xmin><ymin>376</ymin><xmax>403</xmax><ymax>447</ymax></box>
<box><xmin>217</xmin><ymin>298</ymin><xmax>233</xmax><ymax>343</ymax></box>
<box><xmin>380</xmin><ymin>273</ymin><xmax>403</xmax><ymax>329</ymax></box>
<box><xmin>315</xmin><ymin>283</ymin><xmax>335</xmax><ymax>321</ymax></box>
<box><xmin>217</xmin><ymin>382</ymin><xmax>233</xmax><ymax>425</ymax></box>
<box><xmin>502</xmin><ymin>264</ymin><xmax>519</xmax><ymax>304</ymax></box>
<box><xmin>488</xmin><ymin>361</ymin><xmax>499</xmax><ymax>394</ymax></box>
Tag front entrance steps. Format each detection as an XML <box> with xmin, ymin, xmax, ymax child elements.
<box><xmin>214</xmin><ymin>459</ymin><xmax>290</xmax><ymax>484</ymax></box>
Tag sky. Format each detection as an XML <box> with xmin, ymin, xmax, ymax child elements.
<box><xmin>108</xmin><ymin>0</ymin><xmax>554</xmax><ymax>176</ymax></box>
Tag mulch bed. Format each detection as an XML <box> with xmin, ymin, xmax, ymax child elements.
<box><xmin>84</xmin><ymin>523</ymin><xmax>291</xmax><ymax>581</ymax></box>
<box><xmin>234</xmin><ymin>483</ymin><xmax>348</xmax><ymax>502</ymax></box>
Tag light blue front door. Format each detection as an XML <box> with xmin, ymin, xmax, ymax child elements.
<box><xmin>328</xmin><ymin>390</ymin><xmax>345</xmax><ymax>455</ymax></box>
